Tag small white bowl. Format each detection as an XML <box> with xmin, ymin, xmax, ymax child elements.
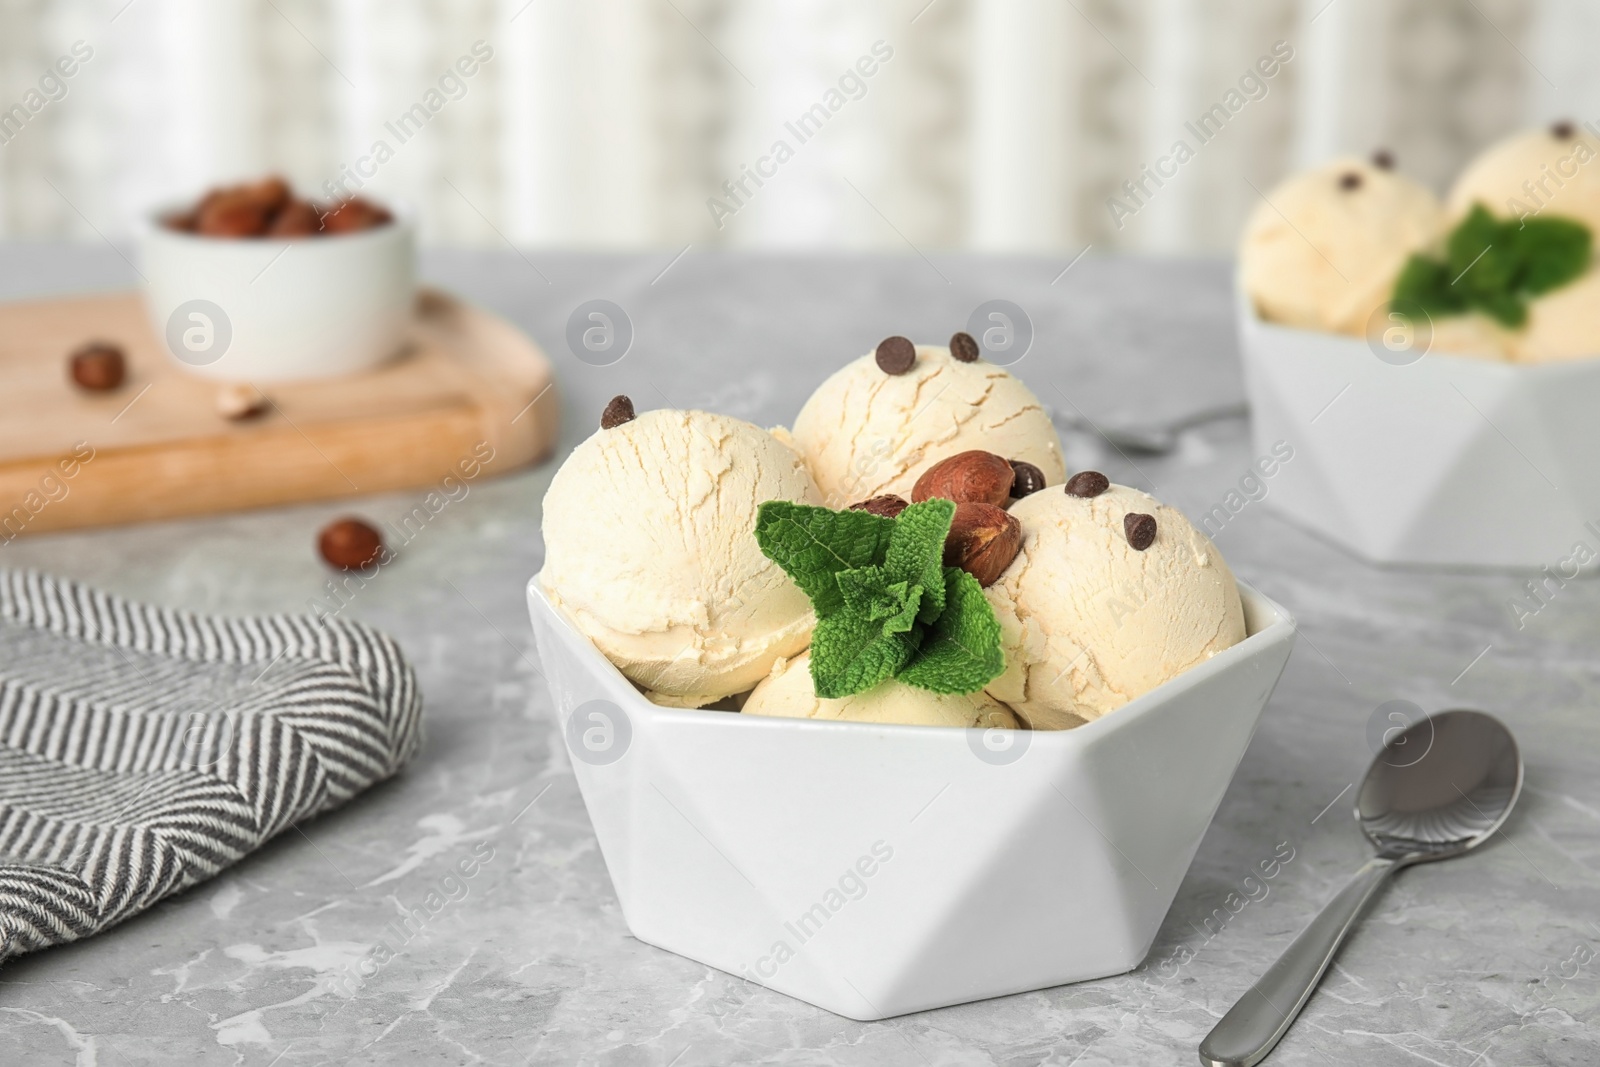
<box><xmin>1238</xmin><ymin>293</ymin><xmax>1600</xmax><ymax>569</ymax></box>
<box><xmin>526</xmin><ymin>574</ymin><xmax>1296</xmax><ymax>1019</ymax></box>
<box><xmin>139</xmin><ymin>205</ymin><xmax>416</xmax><ymax>382</ymax></box>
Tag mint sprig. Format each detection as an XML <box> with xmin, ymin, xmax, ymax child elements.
<box><xmin>755</xmin><ymin>499</ymin><xmax>1006</xmax><ymax>699</ymax></box>
<box><xmin>1392</xmin><ymin>204</ymin><xmax>1591</xmax><ymax>328</ymax></box>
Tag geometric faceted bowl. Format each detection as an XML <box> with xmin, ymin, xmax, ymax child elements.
<box><xmin>1239</xmin><ymin>297</ymin><xmax>1600</xmax><ymax>569</ymax></box>
<box><xmin>527</xmin><ymin>576</ymin><xmax>1296</xmax><ymax>1019</ymax></box>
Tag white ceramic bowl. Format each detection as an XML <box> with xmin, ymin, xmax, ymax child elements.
<box><xmin>527</xmin><ymin>575</ymin><xmax>1296</xmax><ymax>1019</ymax></box>
<box><xmin>1238</xmin><ymin>295</ymin><xmax>1600</xmax><ymax>569</ymax></box>
<box><xmin>139</xmin><ymin>205</ymin><xmax>415</xmax><ymax>382</ymax></box>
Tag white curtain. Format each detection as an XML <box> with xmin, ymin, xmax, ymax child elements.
<box><xmin>0</xmin><ymin>0</ymin><xmax>1584</xmax><ymax>254</ymax></box>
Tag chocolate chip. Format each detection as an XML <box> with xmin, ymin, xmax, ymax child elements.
<box><xmin>949</xmin><ymin>331</ymin><xmax>981</xmax><ymax>363</ymax></box>
<box><xmin>850</xmin><ymin>494</ymin><xmax>909</xmax><ymax>518</ymax></box>
<box><xmin>1338</xmin><ymin>171</ymin><xmax>1362</xmax><ymax>191</ymax></box>
<box><xmin>1371</xmin><ymin>149</ymin><xmax>1395</xmax><ymax>170</ymax></box>
<box><xmin>318</xmin><ymin>518</ymin><xmax>384</xmax><ymax>570</ymax></box>
<box><xmin>1064</xmin><ymin>471</ymin><xmax>1109</xmax><ymax>498</ymax></box>
<box><xmin>1009</xmin><ymin>460</ymin><xmax>1046</xmax><ymax>499</ymax></box>
<box><xmin>600</xmin><ymin>395</ymin><xmax>635</xmax><ymax>429</ymax></box>
<box><xmin>1124</xmin><ymin>512</ymin><xmax>1157</xmax><ymax>551</ymax></box>
<box><xmin>875</xmin><ymin>336</ymin><xmax>916</xmax><ymax>375</ymax></box>
<box><xmin>69</xmin><ymin>341</ymin><xmax>126</xmax><ymax>392</ymax></box>
<box><xmin>1553</xmin><ymin>120</ymin><xmax>1576</xmax><ymax>140</ymax></box>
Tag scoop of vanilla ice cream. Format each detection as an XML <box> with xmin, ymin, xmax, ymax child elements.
<box><xmin>742</xmin><ymin>651</ymin><xmax>1019</xmax><ymax>729</ymax></box>
<box><xmin>1510</xmin><ymin>268</ymin><xmax>1600</xmax><ymax>362</ymax></box>
<box><xmin>984</xmin><ymin>483</ymin><xmax>1246</xmax><ymax>730</ymax></box>
<box><xmin>541</xmin><ymin>409</ymin><xmax>821</xmax><ymax>707</ymax></box>
<box><xmin>1447</xmin><ymin>124</ymin><xmax>1600</xmax><ymax>235</ymax></box>
<box><xmin>1240</xmin><ymin>156</ymin><xmax>1444</xmax><ymax>335</ymax></box>
<box><xmin>788</xmin><ymin>345</ymin><xmax>1065</xmax><ymax>508</ymax></box>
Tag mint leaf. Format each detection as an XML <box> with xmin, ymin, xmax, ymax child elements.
<box><xmin>757</xmin><ymin>497</ymin><xmax>1005</xmax><ymax>700</ymax></box>
<box><xmin>836</xmin><ymin>567</ymin><xmax>922</xmax><ymax>636</ymax></box>
<box><xmin>884</xmin><ymin>498</ymin><xmax>953</xmax><ymax>625</ymax></box>
<box><xmin>755</xmin><ymin>501</ymin><xmax>894</xmax><ymax>617</ymax></box>
<box><xmin>1477</xmin><ymin>290</ymin><xmax>1527</xmax><ymax>329</ymax></box>
<box><xmin>897</xmin><ymin>567</ymin><xmax>1006</xmax><ymax>695</ymax></box>
<box><xmin>1393</xmin><ymin>204</ymin><xmax>1592</xmax><ymax>330</ymax></box>
<box><xmin>810</xmin><ymin>610</ymin><xmax>920</xmax><ymax>698</ymax></box>
<box><xmin>1447</xmin><ymin>205</ymin><xmax>1508</xmax><ymax>293</ymax></box>
<box><xmin>1515</xmin><ymin>216</ymin><xmax>1590</xmax><ymax>295</ymax></box>
<box><xmin>1392</xmin><ymin>254</ymin><xmax>1465</xmax><ymax>318</ymax></box>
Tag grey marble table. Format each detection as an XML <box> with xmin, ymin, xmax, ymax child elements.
<box><xmin>1</xmin><ymin>244</ymin><xmax>1596</xmax><ymax>1067</ymax></box>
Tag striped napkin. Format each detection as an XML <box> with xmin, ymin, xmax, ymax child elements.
<box><xmin>0</xmin><ymin>570</ymin><xmax>422</xmax><ymax>962</ymax></box>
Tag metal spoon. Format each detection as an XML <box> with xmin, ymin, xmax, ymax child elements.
<box><xmin>1199</xmin><ymin>709</ymin><xmax>1523</xmax><ymax>1067</ymax></box>
<box><xmin>1054</xmin><ymin>402</ymin><xmax>1249</xmax><ymax>456</ymax></box>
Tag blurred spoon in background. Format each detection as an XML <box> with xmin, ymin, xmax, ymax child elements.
<box><xmin>1054</xmin><ymin>401</ymin><xmax>1250</xmax><ymax>455</ymax></box>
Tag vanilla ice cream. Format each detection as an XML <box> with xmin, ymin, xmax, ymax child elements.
<box><xmin>743</xmin><ymin>651</ymin><xmax>1019</xmax><ymax>729</ymax></box>
<box><xmin>1511</xmin><ymin>268</ymin><xmax>1600</xmax><ymax>362</ymax></box>
<box><xmin>1240</xmin><ymin>156</ymin><xmax>1444</xmax><ymax>335</ymax></box>
<box><xmin>984</xmin><ymin>481</ymin><xmax>1246</xmax><ymax>730</ymax></box>
<box><xmin>1425</xmin><ymin>312</ymin><xmax>1516</xmax><ymax>361</ymax></box>
<box><xmin>541</xmin><ymin>407</ymin><xmax>821</xmax><ymax>707</ymax></box>
<box><xmin>788</xmin><ymin>343</ymin><xmax>1065</xmax><ymax>508</ymax></box>
<box><xmin>1447</xmin><ymin>123</ymin><xmax>1600</xmax><ymax>236</ymax></box>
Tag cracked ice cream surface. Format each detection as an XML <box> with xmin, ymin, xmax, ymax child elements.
<box><xmin>742</xmin><ymin>650</ymin><xmax>1019</xmax><ymax>729</ymax></box>
<box><xmin>786</xmin><ymin>345</ymin><xmax>1066</xmax><ymax>508</ymax></box>
<box><xmin>541</xmin><ymin>409</ymin><xmax>821</xmax><ymax>707</ymax></box>
<box><xmin>983</xmin><ymin>484</ymin><xmax>1245</xmax><ymax>730</ymax></box>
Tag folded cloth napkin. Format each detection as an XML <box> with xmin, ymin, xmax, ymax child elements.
<box><xmin>0</xmin><ymin>570</ymin><xmax>422</xmax><ymax>962</ymax></box>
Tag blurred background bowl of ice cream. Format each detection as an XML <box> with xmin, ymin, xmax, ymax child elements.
<box><xmin>139</xmin><ymin>182</ymin><xmax>416</xmax><ymax>382</ymax></box>
<box><xmin>1235</xmin><ymin>126</ymin><xmax>1600</xmax><ymax>569</ymax></box>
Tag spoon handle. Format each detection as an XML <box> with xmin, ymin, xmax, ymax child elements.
<box><xmin>1199</xmin><ymin>857</ymin><xmax>1397</xmax><ymax>1067</ymax></box>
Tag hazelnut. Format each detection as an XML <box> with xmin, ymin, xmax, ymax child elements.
<box><xmin>241</xmin><ymin>176</ymin><xmax>292</xmax><ymax>213</ymax></box>
<box><xmin>69</xmin><ymin>341</ymin><xmax>126</xmax><ymax>391</ymax></box>
<box><xmin>216</xmin><ymin>384</ymin><xmax>268</xmax><ymax>421</ymax></box>
<box><xmin>318</xmin><ymin>518</ymin><xmax>384</xmax><ymax>570</ymax></box>
<box><xmin>266</xmin><ymin>199</ymin><xmax>322</xmax><ymax>237</ymax></box>
<box><xmin>912</xmin><ymin>450</ymin><xmax>1013</xmax><ymax>507</ymax></box>
<box><xmin>321</xmin><ymin>197</ymin><xmax>393</xmax><ymax>234</ymax></box>
<box><xmin>944</xmin><ymin>501</ymin><xmax>1022</xmax><ymax>587</ymax></box>
<box><xmin>849</xmin><ymin>494</ymin><xmax>908</xmax><ymax>518</ymax></box>
<box><xmin>197</xmin><ymin>194</ymin><xmax>272</xmax><ymax>237</ymax></box>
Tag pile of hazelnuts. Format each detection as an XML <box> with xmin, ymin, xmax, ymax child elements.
<box><xmin>161</xmin><ymin>176</ymin><xmax>392</xmax><ymax>238</ymax></box>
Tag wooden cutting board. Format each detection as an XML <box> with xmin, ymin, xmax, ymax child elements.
<box><xmin>0</xmin><ymin>288</ymin><xmax>559</xmax><ymax>537</ymax></box>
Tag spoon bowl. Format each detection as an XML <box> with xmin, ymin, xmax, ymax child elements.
<box><xmin>1359</xmin><ymin>709</ymin><xmax>1522</xmax><ymax>863</ymax></box>
<box><xmin>1199</xmin><ymin>709</ymin><xmax>1522</xmax><ymax>1067</ymax></box>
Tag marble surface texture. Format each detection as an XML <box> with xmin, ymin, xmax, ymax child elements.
<box><xmin>1</xmin><ymin>245</ymin><xmax>1597</xmax><ymax>1066</ymax></box>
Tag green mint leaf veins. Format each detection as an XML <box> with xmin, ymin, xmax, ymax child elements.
<box><xmin>755</xmin><ymin>496</ymin><xmax>1006</xmax><ymax>701</ymax></box>
<box><xmin>835</xmin><ymin>567</ymin><xmax>922</xmax><ymax>636</ymax></box>
<box><xmin>754</xmin><ymin>501</ymin><xmax>894</xmax><ymax>617</ymax></box>
<box><xmin>896</xmin><ymin>567</ymin><xmax>1006</xmax><ymax>695</ymax></box>
<box><xmin>809</xmin><ymin>611</ymin><xmax>920</xmax><ymax>698</ymax></box>
<box><xmin>883</xmin><ymin>498</ymin><xmax>953</xmax><ymax>624</ymax></box>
